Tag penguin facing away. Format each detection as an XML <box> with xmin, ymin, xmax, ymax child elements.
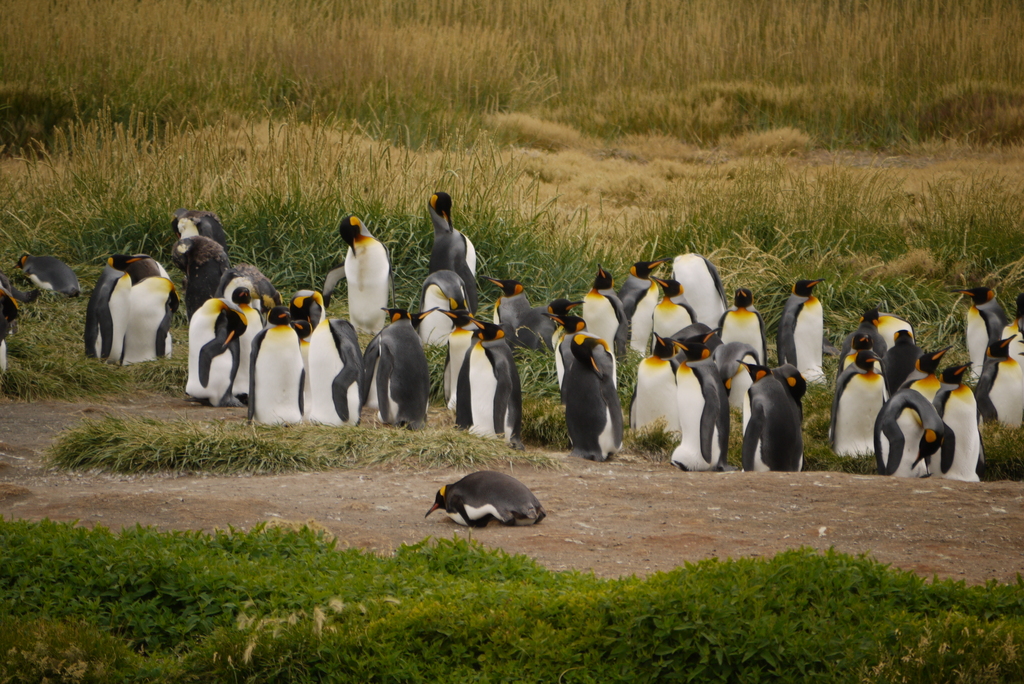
<box><xmin>670</xmin><ymin>337</ymin><xmax>729</xmax><ymax>471</ymax></box>
<box><xmin>874</xmin><ymin>389</ymin><xmax>945</xmax><ymax>478</ymax></box>
<box><xmin>882</xmin><ymin>329</ymin><xmax>921</xmax><ymax>397</ymax></box>
<box><xmin>933</xmin><ymin>364</ymin><xmax>985</xmax><ymax>482</ymax></box>
<box><xmin>360</xmin><ymin>308</ymin><xmax>432</xmax><ymax>429</ymax></box>
<box><xmin>248</xmin><ymin>307</ymin><xmax>305</xmax><ymax>425</ymax></box>
<box><xmin>777</xmin><ymin>278</ymin><xmax>826</xmax><ymax>383</ymax></box>
<box><xmin>428</xmin><ymin>192</ymin><xmax>478</xmax><ymax>314</ymax></box>
<box><xmin>630</xmin><ymin>333</ymin><xmax>680</xmax><ymax>432</ymax></box>
<box><xmin>455</xmin><ymin>321</ymin><xmax>524</xmax><ymax>449</ymax></box>
<box><xmin>839</xmin><ymin>307</ymin><xmax>888</xmax><ymax>363</ymax></box>
<box><xmin>121</xmin><ymin>276</ymin><xmax>179</xmax><ymax>365</ymax></box>
<box><xmin>955</xmin><ymin>287</ymin><xmax>1007</xmax><ymax>378</ymax></box>
<box><xmin>582</xmin><ymin>265</ymin><xmax>628</xmax><ymax>358</ymax></box>
<box><xmin>15</xmin><ymin>254</ymin><xmax>80</xmax><ymax>297</ymax></box>
<box><xmin>618</xmin><ymin>258</ymin><xmax>671</xmax><ymax>353</ymax></box>
<box><xmin>772</xmin><ymin>363</ymin><xmax>807</xmax><ymax>422</ymax></box>
<box><xmin>186</xmin><ymin>294</ymin><xmax>248</xmax><ymax>407</ymax></box>
<box><xmin>308</xmin><ymin>317</ymin><xmax>364</xmax><ymax>426</ymax></box>
<box><xmin>671</xmin><ymin>253</ymin><xmax>727</xmax><ymax>326</ymax></box>
<box><xmin>742</xmin><ymin>363</ymin><xmax>804</xmax><ymax>472</ymax></box>
<box><xmin>564</xmin><ymin>334</ymin><xmax>622</xmax><ymax>461</ymax></box>
<box><xmin>325</xmin><ymin>215</ymin><xmax>394</xmax><ymax>334</ymax></box>
<box><xmin>718</xmin><ymin>288</ymin><xmax>767</xmax><ymax>365</ymax></box>
<box><xmin>425</xmin><ymin>471</ymin><xmax>546</xmax><ymax>527</ymax></box>
<box><xmin>172</xmin><ymin>236</ymin><xmax>231</xmax><ymax>320</ymax></box>
<box><xmin>830</xmin><ymin>350</ymin><xmax>887</xmax><ymax>457</ymax></box>
<box><xmin>975</xmin><ymin>337</ymin><xmax>1023</xmax><ymax>426</ymax></box>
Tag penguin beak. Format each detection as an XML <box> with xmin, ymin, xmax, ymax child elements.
<box><xmin>425</xmin><ymin>502</ymin><xmax>441</xmax><ymax>517</ymax></box>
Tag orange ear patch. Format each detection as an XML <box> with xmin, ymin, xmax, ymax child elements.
<box><xmin>756</xmin><ymin>370</ymin><xmax>768</xmax><ymax>381</ymax></box>
<box><xmin>788</xmin><ymin>377</ymin><xmax>797</xmax><ymax>387</ymax></box>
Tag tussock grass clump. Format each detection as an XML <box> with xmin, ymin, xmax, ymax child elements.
<box><xmin>622</xmin><ymin>419</ymin><xmax>677</xmax><ymax>462</ymax></box>
<box><xmin>725</xmin><ymin>127</ymin><xmax>812</xmax><ymax>156</ymax></box>
<box><xmin>47</xmin><ymin>416</ymin><xmax>557</xmax><ymax>474</ymax></box>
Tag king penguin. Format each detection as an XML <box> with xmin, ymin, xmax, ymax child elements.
<box><xmin>15</xmin><ymin>254</ymin><xmax>80</xmax><ymax>297</ymax></box>
<box><xmin>671</xmin><ymin>253</ymin><xmax>727</xmax><ymax>326</ymax></box>
<box><xmin>630</xmin><ymin>333</ymin><xmax>680</xmax><ymax>432</ymax></box>
<box><xmin>425</xmin><ymin>471</ymin><xmax>545</xmax><ymax>527</ymax></box>
<box><xmin>543</xmin><ymin>312</ymin><xmax>590</xmax><ymax>402</ymax></box>
<box><xmin>323</xmin><ymin>215</ymin><xmax>393</xmax><ymax>334</ymax></box>
<box><xmin>830</xmin><ymin>350</ymin><xmax>887</xmax><ymax>457</ymax></box>
<box><xmin>360</xmin><ymin>308</ymin><xmax>432</xmax><ymax>429</ymax></box>
<box><xmin>455</xmin><ymin>321</ymin><xmax>524</xmax><ymax>449</ymax></box>
<box><xmin>874</xmin><ymin>389</ymin><xmax>944</xmax><ymax>478</ymax></box>
<box><xmin>121</xmin><ymin>276</ymin><xmax>179</xmax><ymax>364</ymax></box>
<box><xmin>777</xmin><ymin>278</ymin><xmax>826</xmax><ymax>383</ymax></box>
<box><xmin>227</xmin><ymin>285</ymin><xmax>262</xmax><ymax>403</ymax></box>
<box><xmin>933</xmin><ymin>364</ymin><xmax>985</xmax><ymax>482</ymax></box>
<box><xmin>650</xmin><ymin>277</ymin><xmax>697</xmax><ymax>348</ymax></box>
<box><xmin>1001</xmin><ymin>292</ymin><xmax>1024</xmax><ymax>400</ymax></box>
<box><xmin>839</xmin><ymin>307</ymin><xmax>888</xmax><ymax>363</ymax></box>
<box><xmin>772</xmin><ymin>363</ymin><xmax>807</xmax><ymax>422</ymax></box>
<box><xmin>876</xmin><ymin>311</ymin><xmax>915</xmax><ymax>347</ymax></box>
<box><xmin>428</xmin><ymin>192</ymin><xmax>477</xmax><ymax>313</ymax></box>
<box><xmin>0</xmin><ymin>284</ymin><xmax>19</xmax><ymax>371</ymax></box>
<box><xmin>418</xmin><ymin>270</ymin><xmax>469</xmax><ymax>345</ymax></box>
<box><xmin>882</xmin><ymin>329</ymin><xmax>921</xmax><ymax>397</ymax></box>
<box><xmin>85</xmin><ymin>254</ymin><xmax>162</xmax><ymax>360</ymax></box>
<box><xmin>307</xmin><ymin>317</ymin><xmax>364</xmax><ymax>426</ymax></box>
<box><xmin>292</xmin><ymin>318</ymin><xmax>314</xmax><ymax>420</ymax></box>
<box><xmin>669</xmin><ymin>337</ymin><xmax>729</xmax><ymax>472</ymax></box>
<box><xmin>0</xmin><ymin>268</ymin><xmax>39</xmax><ymax>303</ymax></box>
<box><xmin>485</xmin><ymin>277</ymin><xmax>547</xmax><ymax>350</ymax></box>
<box><xmin>289</xmin><ymin>290</ymin><xmax>326</xmax><ymax>328</ymax></box>
<box><xmin>838</xmin><ymin>333</ymin><xmax>876</xmax><ymax>376</ymax></box>
<box><xmin>564</xmin><ymin>334</ymin><xmax>622</xmax><ymax>461</ymax></box>
<box><xmin>955</xmin><ymin>287</ymin><xmax>1007</xmax><ymax>378</ymax></box>
<box><xmin>618</xmin><ymin>258</ymin><xmax>670</xmax><ymax>353</ymax></box>
<box><xmin>439</xmin><ymin>308</ymin><xmax>478</xmax><ymax>410</ymax></box>
<box><xmin>899</xmin><ymin>347</ymin><xmax>952</xmax><ymax>401</ymax></box>
<box><xmin>742</xmin><ymin>363</ymin><xmax>804</xmax><ymax>472</ymax></box>
<box><xmin>216</xmin><ymin>265</ymin><xmax>280</xmax><ymax>314</ymax></box>
<box><xmin>975</xmin><ymin>337</ymin><xmax>1023</xmax><ymax>426</ymax></box>
<box><xmin>582</xmin><ymin>265</ymin><xmax>628</xmax><ymax>358</ymax></box>
<box><xmin>186</xmin><ymin>292</ymin><xmax>249</xmax><ymax>407</ymax></box>
<box><xmin>713</xmin><ymin>341</ymin><xmax>759</xmax><ymax>411</ymax></box>
<box><xmin>248</xmin><ymin>307</ymin><xmax>305</xmax><ymax>425</ymax></box>
<box><xmin>718</xmin><ymin>288</ymin><xmax>767</xmax><ymax>365</ymax></box>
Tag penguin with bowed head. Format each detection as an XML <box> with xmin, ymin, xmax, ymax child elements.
<box><xmin>418</xmin><ymin>270</ymin><xmax>469</xmax><ymax>345</ymax></box>
<box><xmin>186</xmin><ymin>291</ymin><xmax>249</xmax><ymax>407</ymax></box>
<box><xmin>830</xmin><ymin>350</ymin><xmax>887</xmax><ymax>457</ymax></box>
<box><xmin>85</xmin><ymin>254</ymin><xmax>166</xmax><ymax>360</ymax></box>
<box><xmin>777</xmin><ymin>278</ymin><xmax>826</xmax><ymax>383</ymax></box>
<box><xmin>670</xmin><ymin>336</ymin><xmax>729</xmax><ymax>471</ymax></box>
<box><xmin>630</xmin><ymin>333</ymin><xmax>680</xmax><ymax>432</ymax></box>
<box><xmin>438</xmin><ymin>308</ymin><xmax>477</xmax><ymax>411</ymax></box>
<box><xmin>713</xmin><ymin>341</ymin><xmax>759</xmax><ymax>411</ymax></box>
<box><xmin>172</xmin><ymin>208</ymin><xmax>228</xmax><ymax>251</ymax></box>
<box><xmin>484</xmin><ymin>277</ymin><xmax>552</xmax><ymax>351</ymax></box>
<box><xmin>954</xmin><ymin>287</ymin><xmax>1007</xmax><ymax>378</ymax></box>
<box><xmin>216</xmin><ymin>265</ymin><xmax>280</xmax><ymax>314</ymax></box>
<box><xmin>542</xmin><ymin>298</ymin><xmax>583</xmax><ymax>352</ymax></box>
<box><xmin>671</xmin><ymin>253</ymin><xmax>727</xmax><ymax>327</ymax></box>
<box><xmin>227</xmin><ymin>285</ymin><xmax>262</xmax><ymax>403</ymax></box>
<box><xmin>323</xmin><ymin>215</ymin><xmax>393</xmax><ymax>334</ymax></box>
<box><xmin>455</xmin><ymin>321</ymin><xmax>524</xmax><ymax>449</ymax></box>
<box><xmin>428</xmin><ymin>192</ymin><xmax>477</xmax><ymax>314</ymax></box>
<box><xmin>307</xmin><ymin>316</ymin><xmax>363</xmax><ymax>427</ymax></box>
<box><xmin>742</xmin><ymin>363</ymin><xmax>804</xmax><ymax>472</ymax></box>
<box><xmin>874</xmin><ymin>389</ymin><xmax>944</xmax><ymax>478</ymax></box>
<box><xmin>289</xmin><ymin>290</ymin><xmax>326</xmax><ymax>328</ymax></box>
<box><xmin>425</xmin><ymin>471</ymin><xmax>546</xmax><ymax>527</ymax></box>
<box><xmin>618</xmin><ymin>258</ymin><xmax>671</xmax><ymax>354</ymax></box>
<box><xmin>172</xmin><ymin>236</ymin><xmax>231</xmax><ymax>321</ymax></box>
<box><xmin>883</xmin><ymin>329</ymin><xmax>921</xmax><ymax>397</ymax></box>
<box><xmin>933</xmin><ymin>364</ymin><xmax>985</xmax><ymax>482</ymax></box>
<box><xmin>121</xmin><ymin>275</ymin><xmax>179</xmax><ymax>365</ymax></box>
<box><xmin>564</xmin><ymin>334</ymin><xmax>622</xmax><ymax>461</ymax></box>
<box><xmin>876</xmin><ymin>311</ymin><xmax>915</xmax><ymax>347</ymax></box>
<box><xmin>975</xmin><ymin>337</ymin><xmax>1023</xmax><ymax>426</ymax></box>
<box><xmin>15</xmin><ymin>254</ymin><xmax>79</xmax><ymax>297</ymax></box>
<box><xmin>248</xmin><ymin>307</ymin><xmax>305</xmax><ymax>425</ymax></box>
<box><xmin>360</xmin><ymin>308</ymin><xmax>432</xmax><ymax>429</ymax></box>
<box><xmin>582</xmin><ymin>265</ymin><xmax>628</xmax><ymax>358</ymax></box>
<box><xmin>718</xmin><ymin>288</ymin><xmax>767</xmax><ymax>365</ymax></box>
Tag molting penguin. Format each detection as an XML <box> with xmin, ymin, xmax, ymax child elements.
<box><xmin>248</xmin><ymin>307</ymin><xmax>305</xmax><ymax>425</ymax></box>
<box><xmin>439</xmin><ymin>308</ymin><xmax>477</xmax><ymax>410</ymax></box>
<box><xmin>830</xmin><ymin>350</ymin><xmax>887</xmax><ymax>457</ymax></box>
<box><xmin>874</xmin><ymin>389</ymin><xmax>944</xmax><ymax>477</ymax></box>
<box><xmin>777</xmin><ymin>278</ymin><xmax>826</xmax><ymax>383</ymax></box>
<box><xmin>0</xmin><ymin>285</ymin><xmax>19</xmax><ymax>371</ymax></box>
<box><xmin>933</xmin><ymin>364</ymin><xmax>985</xmax><ymax>482</ymax></box>
<box><xmin>669</xmin><ymin>337</ymin><xmax>729</xmax><ymax>471</ymax></box>
<box><xmin>428</xmin><ymin>192</ymin><xmax>477</xmax><ymax>313</ymax></box>
<box><xmin>418</xmin><ymin>270</ymin><xmax>469</xmax><ymax>345</ymax></box>
<box><xmin>718</xmin><ymin>288</ymin><xmax>767</xmax><ymax>365</ymax></box>
<box><xmin>955</xmin><ymin>287</ymin><xmax>1007</xmax><ymax>377</ymax></box>
<box><xmin>15</xmin><ymin>255</ymin><xmax>79</xmax><ymax>297</ymax></box>
<box><xmin>455</xmin><ymin>321</ymin><xmax>524</xmax><ymax>449</ymax></box>
<box><xmin>882</xmin><ymin>329</ymin><xmax>921</xmax><ymax>397</ymax></box>
<box><xmin>172</xmin><ymin>208</ymin><xmax>228</xmax><ymax>250</ymax></box>
<box><xmin>185</xmin><ymin>293</ymin><xmax>249</xmax><ymax>407</ymax></box>
<box><xmin>899</xmin><ymin>347</ymin><xmax>952</xmax><ymax>402</ymax></box>
<box><xmin>324</xmin><ymin>215</ymin><xmax>394</xmax><ymax>334</ymax></box>
<box><xmin>215</xmin><ymin>265</ymin><xmax>280</xmax><ymax>314</ymax></box>
<box><xmin>629</xmin><ymin>333</ymin><xmax>680</xmax><ymax>432</ymax></box>
<box><xmin>742</xmin><ymin>363</ymin><xmax>804</xmax><ymax>472</ymax></box>
<box><xmin>671</xmin><ymin>253</ymin><xmax>727</xmax><ymax>326</ymax></box>
<box><xmin>618</xmin><ymin>258</ymin><xmax>671</xmax><ymax>353</ymax></box>
<box><xmin>582</xmin><ymin>265</ymin><xmax>628</xmax><ymax>358</ymax></box>
<box><xmin>121</xmin><ymin>276</ymin><xmax>179</xmax><ymax>364</ymax></box>
<box><xmin>307</xmin><ymin>317</ymin><xmax>364</xmax><ymax>426</ymax></box>
<box><xmin>650</xmin><ymin>277</ymin><xmax>697</xmax><ymax>349</ymax></box>
<box><xmin>360</xmin><ymin>308</ymin><xmax>432</xmax><ymax>429</ymax></box>
<box><xmin>713</xmin><ymin>341</ymin><xmax>759</xmax><ymax>411</ymax></box>
<box><xmin>425</xmin><ymin>471</ymin><xmax>545</xmax><ymax>527</ymax></box>
<box><xmin>172</xmin><ymin>236</ymin><xmax>231</xmax><ymax>320</ymax></box>
<box><xmin>975</xmin><ymin>337</ymin><xmax>1023</xmax><ymax>426</ymax></box>
<box><xmin>564</xmin><ymin>334</ymin><xmax>622</xmax><ymax>461</ymax></box>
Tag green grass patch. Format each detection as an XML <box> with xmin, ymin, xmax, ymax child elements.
<box><xmin>46</xmin><ymin>416</ymin><xmax>558</xmax><ymax>474</ymax></box>
<box><xmin>1</xmin><ymin>520</ymin><xmax>1023</xmax><ymax>681</ymax></box>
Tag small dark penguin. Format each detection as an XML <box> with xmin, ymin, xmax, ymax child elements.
<box><xmin>455</xmin><ymin>321</ymin><xmax>524</xmax><ymax>449</ymax></box>
<box><xmin>16</xmin><ymin>254</ymin><xmax>80</xmax><ymax>297</ymax></box>
<box><xmin>426</xmin><ymin>471</ymin><xmax>546</xmax><ymax>527</ymax></box>
<box><xmin>882</xmin><ymin>329</ymin><xmax>921</xmax><ymax>396</ymax></box>
<box><xmin>360</xmin><ymin>308</ymin><xmax>432</xmax><ymax>429</ymax></box>
<box><xmin>172</xmin><ymin>208</ymin><xmax>228</xmax><ymax>250</ymax></box>
<box><xmin>742</xmin><ymin>363</ymin><xmax>804</xmax><ymax>472</ymax></box>
<box><xmin>172</xmin><ymin>236</ymin><xmax>231</xmax><ymax>320</ymax></box>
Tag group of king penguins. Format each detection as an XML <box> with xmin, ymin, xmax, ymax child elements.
<box><xmin>2</xmin><ymin>195</ymin><xmax>1019</xmax><ymax>489</ymax></box>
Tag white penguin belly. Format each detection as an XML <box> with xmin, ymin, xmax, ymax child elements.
<box><xmin>204</xmin><ymin>352</ymin><xmax>235</xmax><ymax>406</ymax></box>
<box><xmin>671</xmin><ymin>367</ymin><xmax>709</xmax><ymax>470</ymax></box>
<box><xmin>122</xmin><ymin>282</ymin><xmax>171</xmax><ymax>364</ymax></box>
<box><xmin>583</xmin><ymin>293</ymin><xmax>619</xmax><ymax>351</ymax></box>
<box><xmin>345</xmin><ymin>242</ymin><xmax>389</xmax><ymax>334</ymax></box>
<box><xmin>419</xmin><ymin>286</ymin><xmax>453</xmax><ymax>345</ymax></box>
<box><xmin>892</xmin><ymin>408</ymin><xmax>929</xmax><ymax>478</ymax></box>
<box><xmin>597</xmin><ymin>406</ymin><xmax>620</xmax><ymax>460</ymax></box>
<box><xmin>793</xmin><ymin>299</ymin><xmax>824</xmax><ymax>383</ymax></box>
<box><xmin>253</xmin><ymin>330</ymin><xmax>304</xmax><ymax>425</ymax></box>
<box><xmin>463</xmin><ymin>234</ymin><xmax>477</xmax><ymax>276</ymax></box>
<box><xmin>468</xmin><ymin>345</ymin><xmax>500</xmax><ymax>439</ymax></box>
<box><xmin>1</xmin><ymin>339</ymin><xmax>6</xmax><ymax>371</ymax></box>
<box><xmin>966</xmin><ymin>309</ymin><xmax>988</xmax><ymax>378</ymax></box>
<box><xmin>720</xmin><ymin>313</ymin><xmax>764</xmax><ymax>364</ymax></box>
<box><xmin>446</xmin><ymin>330</ymin><xmax>473</xmax><ymax>409</ymax></box>
<box><xmin>991</xmin><ymin>360</ymin><xmax>1024</xmax><ymax>426</ymax></box>
<box><xmin>672</xmin><ymin>254</ymin><xmax>725</xmax><ymax>325</ymax></box>
<box><xmin>728</xmin><ymin>367</ymin><xmax>753</xmax><ymax>411</ymax></box>
<box><xmin>938</xmin><ymin>394</ymin><xmax>982</xmax><ymax>482</ymax></box>
<box><xmin>631</xmin><ymin>361</ymin><xmax>678</xmax><ymax>432</ymax></box>
<box><xmin>186</xmin><ymin>303</ymin><xmax>221</xmax><ymax>400</ymax></box>
<box><xmin>750</xmin><ymin>437</ymin><xmax>769</xmax><ymax>472</ymax></box>
<box><xmin>742</xmin><ymin>390</ymin><xmax>751</xmax><ymax>433</ymax></box>
<box><xmin>106</xmin><ymin>275</ymin><xmax>133</xmax><ymax>364</ymax></box>
<box><xmin>833</xmin><ymin>375</ymin><xmax>886</xmax><ymax>457</ymax></box>
<box><xmin>365</xmin><ymin>356</ymin><xmax>380</xmax><ymax>411</ymax></box>
<box><xmin>652</xmin><ymin>302</ymin><xmax>693</xmax><ymax>340</ymax></box>
<box><xmin>27</xmin><ymin>273</ymin><xmax>54</xmax><ymax>291</ymax></box>
<box><xmin>629</xmin><ymin>285</ymin><xmax>658</xmax><ymax>353</ymax></box>
<box><xmin>308</xmin><ymin>325</ymin><xmax>345</xmax><ymax>426</ymax></box>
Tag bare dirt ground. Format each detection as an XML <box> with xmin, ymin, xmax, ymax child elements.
<box><xmin>1</xmin><ymin>395</ymin><xmax>1022</xmax><ymax>585</ymax></box>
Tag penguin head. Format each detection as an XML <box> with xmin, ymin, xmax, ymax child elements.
<box><xmin>289</xmin><ymin>289</ymin><xmax>324</xmax><ymax>324</ymax></box>
<box><xmin>484</xmin><ymin>277</ymin><xmax>524</xmax><ymax>298</ymax></box>
<box><xmin>267</xmin><ymin>306</ymin><xmax>292</xmax><ymax>327</ymax></box>
<box><xmin>859</xmin><ymin>307</ymin><xmax>881</xmax><ymax>327</ymax></box>
<box><xmin>792</xmin><ymin>279</ymin><xmax>824</xmax><ymax>297</ymax></box>
<box><xmin>630</xmin><ymin>258</ymin><xmax>670</xmax><ymax>279</ymax></box>
<box><xmin>733</xmin><ymin>288</ymin><xmax>754</xmax><ymax>309</ymax></box>
<box><xmin>850</xmin><ymin>333</ymin><xmax>874</xmax><ymax>352</ymax></box>
<box><xmin>852</xmin><ymin>349</ymin><xmax>882</xmax><ymax>372</ymax></box>
<box><xmin>337</xmin><ymin>215</ymin><xmax>368</xmax><ymax>248</ymax></box>
<box><xmin>953</xmin><ymin>287</ymin><xmax>995</xmax><ymax>306</ymax></box>
<box><xmin>671</xmin><ymin>336</ymin><xmax>711</xmax><ymax>362</ymax></box>
<box><xmin>439</xmin><ymin>308</ymin><xmax>475</xmax><ymax>328</ymax></box>
<box><xmin>570</xmin><ymin>334</ymin><xmax>611</xmax><ymax>378</ymax></box>
<box><xmin>651</xmin><ymin>277</ymin><xmax>684</xmax><ymax>299</ymax></box>
<box><xmin>16</xmin><ymin>254</ymin><xmax>30</xmax><ymax>270</ymax></box>
<box><xmin>291</xmin><ymin>319</ymin><xmax>313</xmax><ymax>340</ymax></box>
<box><xmin>986</xmin><ymin>337</ymin><xmax>1014</xmax><ymax>359</ymax></box>
<box><xmin>231</xmin><ymin>287</ymin><xmax>253</xmax><ymax>307</ymax></box>
<box><xmin>893</xmin><ymin>329</ymin><xmax>915</xmax><ymax>344</ymax></box>
<box><xmin>939</xmin><ymin>364</ymin><xmax>970</xmax><ymax>387</ymax></box>
<box><xmin>380</xmin><ymin>308</ymin><xmax>410</xmax><ymax>325</ymax></box>
<box><xmin>546</xmin><ymin>299</ymin><xmax>583</xmax><ymax>317</ymax></box>
<box><xmin>772</xmin><ymin>364</ymin><xmax>807</xmax><ymax>402</ymax></box>
<box><xmin>591</xmin><ymin>265</ymin><xmax>614</xmax><ymax>291</ymax></box>
<box><xmin>107</xmin><ymin>254</ymin><xmax>152</xmax><ymax>271</ymax></box>
<box><xmin>473</xmin><ymin>321</ymin><xmax>505</xmax><ymax>342</ymax></box>
<box><xmin>650</xmin><ymin>333</ymin><xmax>675</xmax><ymax>359</ymax></box>
<box><xmin>543</xmin><ymin>313</ymin><xmax>587</xmax><ymax>333</ymax></box>
<box><xmin>914</xmin><ymin>347</ymin><xmax>951</xmax><ymax>375</ymax></box>
<box><xmin>743</xmin><ymin>362</ymin><xmax>774</xmax><ymax>383</ymax></box>
<box><xmin>425</xmin><ymin>485</ymin><xmax>448</xmax><ymax>517</ymax></box>
<box><xmin>429</xmin><ymin>192</ymin><xmax>453</xmax><ymax>227</ymax></box>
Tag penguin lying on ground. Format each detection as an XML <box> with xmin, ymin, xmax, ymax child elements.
<box><xmin>15</xmin><ymin>254</ymin><xmax>80</xmax><ymax>297</ymax></box>
<box><xmin>425</xmin><ymin>471</ymin><xmax>546</xmax><ymax>527</ymax></box>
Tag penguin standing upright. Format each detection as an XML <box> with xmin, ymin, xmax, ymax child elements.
<box><xmin>0</xmin><ymin>285</ymin><xmax>19</xmax><ymax>371</ymax></box>
<box><xmin>630</xmin><ymin>333</ymin><xmax>680</xmax><ymax>432</ymax></box>
<box><xmin>650</xmin><ymin>277</ymin><xmax>697</xmax><ymax>345</ymax></box>
<box><xmin>955</xmin><ymin>287</ymin><xmax>1007</xmax><ymax>378</ymax></box>
<box><xmin>455</xmin><ymin>321</ymin><xmax>524</xmax><ymax>449</ymax></box>
<box><xmin>874</xmin><ymin>389</ymin><xmax>945</xmax><ymax>478</ymax></box>
<box><xmin>172</xmin><ymin>236</ymin><xmax>231</xmax><ymax>320</ymax></box>
<box><xmin>308</xmin><ymin>317</ymin><xmax>364</xmax><ymax>426</ymax></box>
<box><xmin>713</xmin><ymin>341</ymin><xmax>760</xmax><ymax>410</ymax></box>
<box><xmin>830</xmin><ymin>350</ymin><xmax>887</xmax><ymax>457</ymax></box>
<box><xmin>15</xmin><ymin>255</ymin><xmax>80</xmax><ymax>297</ymax></box>
<box><xmin>669</xmin><ymin>337</ymin><xmax>729</xmax><ymax>472</ymax></box>
<box><xmin>439</xmin><ymin>309</ymin><xmax>478</xmax><ymax>410</ymax></box>
<box><xmin>883</xmin><ymin>329</ymin><xmax>921</xmax><ymax>396</ymax></box>
<box><xmin>718</xmin><ymin>288</ymin><xmax>767</xmax><ymax>364</ymax></box>
<box><xmin>838</xmin><ymin>333</ymin><xmax>877</xmax><ymax>375</ymax></box>
<box><xmin>324</xmin><ymin>216</ymin><xmax>393</xmax><ymax>334</ymax></box>
<box><xmin>361</xmin><ymin>309</ymin><xmax>432</xmax><ymax>429</ymax></box>
<box><xmin>542</xmin><ymin>299</ymin><xmax>583</xmax><ymax>351</ymax></box>
<box><xmin>1001</xmin><ymin>292</ymin><xmax>1024</xmax><ymax>399</ymax></box>
<box><xmin>564</xmin><ymin>335</ymin><xmax>622</xmax><ymax>461</ymax></box>
<box><xmin>172</xmin><ymin>208</ymin><xmax>228</xmax><ymax>250</ymax></box>
<box><xmin>899</xmin><ymin>347</ymin><xmax>952</xmax><ymax>401</ymax></box>
<box><xmin>248</xmin><ymin>307</ymin><xmax>305</xmax><ymax>425</ymax></box>
<box><xmin>839</xmin><ymin>308</ymin><xmax>889</xmax><ymax>362</ymax></box>
<box><xmin>185</xmin><ymin>294</ymin><xmax>248</xmax><ymax>407</ymax></box>
<box><xmin>425</xmin><ymin>471</ymin><xmax>545</xmax><ymax>527</ymax></box>
<box><xmin>418</xmin><ymin>270</ymin><xmax>468</xmax><ymax>345</ymax></box>
<box><xmin>618</xmin><ymin>258</ymin><xmax>670</xmax><ymax>353</ymax></box>
<box><xmin>671</xmin><ymin>253</ymin><xmax>727</xmax><ymax>326</ymax></box>
<box><xmin>582</xmin><ymin>265</ymin><xmax>628</xmax><ymax>358</ymax></box>
<box><xmin>777</xmin><ymin>279</ymin><xmax>826</xmax><ymax>383</ymax></box>
<box><xmin>975</xmin><ymin>337</ymin><xmax>1023</xmax><ymax>426</ymax></box>
<box><xmin>933</xmin><ymin>364</ymin><xmax>985</xmax><ymax>482</ymax></box>
<box><xmin>227</xmin><ymin>285</ymin><xmax>262</xmax><ymax>402</ymax></box>
<box><xmin>121</xmin><ymin>276</ymin><xmax>179</xmax><ymax>364</ymax></box>
<box><xmin>428</xmin><ymin>192</ymin><xmax>477</xmax><ymax>313</ymax></box>
<box><xmin>484</xmin><ymin>277</ymin><xmax>539</xmax><ymax>349</ymax></box>
<box><xmin>742</xmin><ymin>363</ymin><xmax>804</xmax><ymax>472</ymax></box>
<box><xmin>85</xmin><ymin>255</ymin><xmax>161</xmax><ymax>359</ymax></box>
<box><xmin>543</xmin><ymin>313</ymin><xmax>591</xmax><ymax>401</ymax></box>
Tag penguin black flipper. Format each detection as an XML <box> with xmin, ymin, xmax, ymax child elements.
<box><xmin>742</xmin><ymin>401</ymin><xmax>767</xmax><ymax>472</ymax></box>
<box><xmin>489</xmin><ymin>343</ymin><xmax>524</xmax><ymax>449</ymax></box>
<box><xmin>976</xmin><ymin>433</ymin><xmax>986</xmax><ymax>479</ymax></box>
<box><xmin>873</xmin><ymin>407</ymin><xmax>906</xmax><ymax>476</ymax></box>
<box><xmin>360</xmin><ymin>335</ymin><xmax>382</xmax><ymax>409</ymax></box>
<box><xmin>153</xmin><ymin>288</ymin><xmax>179</xmax><ymax>358</ymax></box>
<box><xmin>247</xmin><ymin>329</ymin><xmax>268</xmax><ymax>422</ymax></box>
<box><xmin>375</xmin><ymin>345</ymin><xmax>396</xmax><ymax>424</ymax></box>
<box><xmin>0</xmin><ymin>270</ymin><xmax>39</xmax><ymax>303</ymax></box>
<box><xmin>327</xmin><ymin>319</ymin><xmax>363</xmax><ymax>424</ymax></box>
<box><xmin>974</xmin><ymin>365</ymin><xmax>999</xmax><ymax>423</ymax></box>
<box><xmin>939</xmin><ymin>425</ymin><xmax>956</xmax><ymax>476</ymax></box>
<box><xmin>453</xmin><ymin>250</ymin><xmax>477</xmax><ymax>314</ymax></box>
<box><xmin>777</xmin><ymin>301</ymin><xmax>802</xmax><ymax>366</ymax></box>
<box><xmin>198</xmin><ymin>310</ymin><xmax>231</xmax><ymax>388</ymax></box>
<box><xmin>84</xmin><ymin>267</ymin><xmax>120</xmax><ymax>358</ymax></box>
<box><xmin>322</xmin><ymin>263</ymin><xmax>345</xmax><ymax>309</ymax></box>
<box><xmin>454</xmin><ymin>344</ymin><xmax>474</xmax><ymax>430</ymax></box>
